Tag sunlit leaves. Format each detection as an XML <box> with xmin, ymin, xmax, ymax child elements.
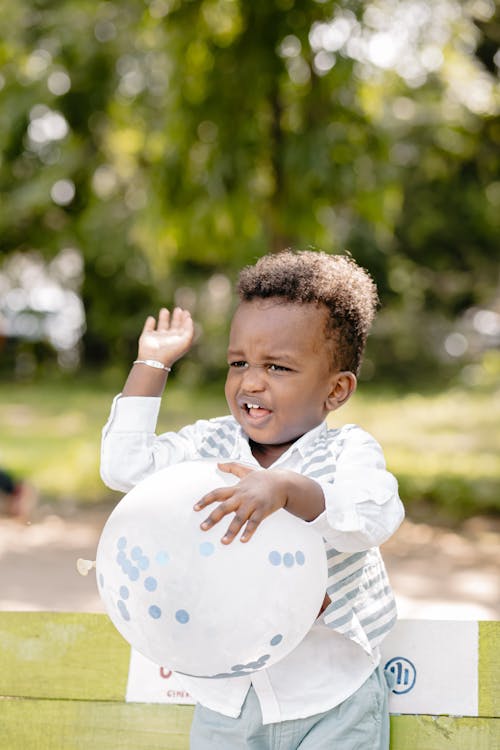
<box><xmin>0</xmin><ymin>0</ymin><xmax>498</xmax><ymax>383</ymax></box>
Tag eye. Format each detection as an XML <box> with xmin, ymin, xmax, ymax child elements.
<box><xmin>268</xmin><ymin>363</ymin><xmax>291</xmax><ymax>372</ymax></box>
<box><xmin>229</xmin><ymin>361</ymin><xmax>248</xmax><ymax>368</ymax></box>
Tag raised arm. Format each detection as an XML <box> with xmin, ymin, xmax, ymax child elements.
<box><xmin>122</xmin><ymin>307</ymin><xmax>194</xmax><ymax>397</ymax></box>
<box><xmin>100</xmin><ymin>306</ymin><xmax>195</xmax><ymax>491</ymax></box>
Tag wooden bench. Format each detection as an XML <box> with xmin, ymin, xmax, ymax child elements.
<box><xmin>0</xmin><ymin>612</ymin><xmax>498</xmax><ymax>749</ymax></box>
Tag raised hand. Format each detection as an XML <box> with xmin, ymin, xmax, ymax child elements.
<box><xmin>137</xmin><ymin>307</ymin><xmax>194</xmax><ymax>367</ymax></box>
<box><xmin>122</xmin><ymin>307</ymin><xmax>195</xmax><ymax>397</ymax></box>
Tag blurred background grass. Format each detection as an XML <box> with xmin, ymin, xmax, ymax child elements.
<box><xmin>1</xmin><ymin>377</ymin><xmax>498</xmax><ymax>524</ymax></box>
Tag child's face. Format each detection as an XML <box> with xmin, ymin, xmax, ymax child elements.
<box><xmin>225</xmin><ymin>299</ymin><xmax>348</xmax><ymax>457</ymax></box>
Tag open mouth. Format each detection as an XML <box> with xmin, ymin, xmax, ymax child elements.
<box><xmin>243</xmin><ymin>402</ymin><xmax>272</xmax><ymax>419</ymax></box>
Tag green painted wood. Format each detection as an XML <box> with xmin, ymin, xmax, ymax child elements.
<box><xmin>0</xmin><ymin>701</ymin><xmax>497</xmax><ymax>750</ymax></box>
<box><xmin>390</xmin><ymin>716</ymin><xmax>499</xmax><ymax>750</ymax></box>
<box><xmin>0</xmin><ymin>612</ymin><xmax>130</xmax><ymax>701</ymax></box>
<box><xmin>0</xmin><ymin>699</ymin><xmax>194</xmax><ymax>750</ymax></box>
<box><xmin>479</xmin><ymin>620</ymin><xmax>500</xmax><ymax>718</ymax></box>
<box><xmin>1</xmin><ymin>613</ymin><xmax>499</xmax><ymax>750</ymax></box>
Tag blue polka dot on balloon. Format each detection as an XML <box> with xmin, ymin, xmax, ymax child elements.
<box><xmin>156</xmin><ymin>550</ymin><xmax>169</xmax><ymax>565</ymax></box>
<box><xmin>119</xmin><ymin>585</ymin><xmax>129</xmax><ymax>600</ymax></box>
<box><xmin>122</xmin><ymin>559</ymin><xmax>132</xmax><ymax>574</ymax></box>
<box><xmin>258</xmin><ymin>654</ymin><xmax>271</xmax><ymax>663</ymax></box>
<box><xmin>295</xmin><ymin>550</ymin><xmax>305</xmax><ymax>565</ymax></box>
<box><xmin>117</xmin><ymin>537</ymin><xmax>127</xmax><ymax>550</ymax></box>
<box><xmin>270</xmin><ymin>634</ymin><xmax>283</xmax><ymax>646</ymax></box>
<box><xmin>199</xmin><ymin>541</ymin><xmax>215</xmax><ymax>557</ymax></box>
<box><xmin>128</xmin><ymin>566</ymin><xmax>140</xmax><ymax>581</ymax></box>
<box><xmin>138</xmin><ymin>556</ymin><xmax>150</xmax><ymax>571</ymax></box>
<box><xmin>117</xmin><ymin>599</ymin><xmax>130</xmax><ymax>621</ymax></box>
<box><xmin>231</xmin><ymin>664</ymin><xmax>245</xmax><ymax>672</ymax></box>
<box><xmin>144</xmin><ymin>576</ymin><xmax>157</xmax><ymax>592</ymax></box>
<box><xmin>268</xmin><ymin>551</ymin><xmax>281</xmax><ymax>566</ymax></box>
<box><xmin>283</xmin><ymin>552</ymin><xmax>294</xmax><ymax>568</ymax></box>
<box><xmin>175</xmin><ymin>609</ymin><xmax>190</xmax><ymax>624</ymax></box>
<box><xmin>149</xmin><ymin>605</ymin><xmax>162</xmax><ymax>619</ymax></box>
<box><xmin>117</xmin><ymin>550</ymin><xmax>127</xmax><ymax>565</ymax></box>
<box><xmin>131</xmin><ymin>546</ymin><xmax>142</xmax><ymax>560</ymax></box>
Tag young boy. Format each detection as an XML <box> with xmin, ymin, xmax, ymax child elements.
<box><xmin>101</xmin><ymin>250</ymin><xmax>404</xmax><ymax>749</ymax></box>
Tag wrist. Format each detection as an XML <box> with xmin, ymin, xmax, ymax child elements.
<box><xmin>133</xmin><ymin>359</ymin><xmax>172</xmax><ymax>372</ymax></box>
<box><xmin>267</xmin><ymin>469</ymin><xmax>292</xmax><ymax>510</ymax></box>
<box><xmin>274</xmin><ymin>470</ymin><xmax>325</xmax><ymax>521</ymax></box>
<box><xmin>122</xmin><ymin>360</ymin><xmax>170</xmax><ymax>397</ymax></box>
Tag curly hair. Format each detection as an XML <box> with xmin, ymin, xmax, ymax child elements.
<box><xmin>236</xmin><ymin>250</ymin><xmax>379</xmax><ymax>375</ymax></box>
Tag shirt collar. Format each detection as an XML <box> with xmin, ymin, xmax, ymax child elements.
<box><xmin>232</xmin><ymin>420</ymin><xmax>329</xmax><ymax>467</ymax></box>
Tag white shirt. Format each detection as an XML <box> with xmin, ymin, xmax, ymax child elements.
<box><xmin>101</xmin><ymin>395</ymin><xmax>404</xmax><ymax>723</ymax></box>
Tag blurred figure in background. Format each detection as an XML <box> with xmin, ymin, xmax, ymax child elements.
<box><xmin>0</xmin><ymin>467</ymin><xmax>37</xmax><ymax>522</ymax></box>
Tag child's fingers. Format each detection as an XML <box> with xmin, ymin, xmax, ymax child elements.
<box><xmin>220</xmin><ymin>510</ymin><xmax>252</xmax><ymax>544</ymax></box>
<box><xmin>183</xmin><ymin>311</ymin><xmax>195</xmax><ymax>337</ymax></box>
<box><xmin>180</xmin><ymin>311</ymin><xmax>194</xmax><ymax>339</ymax></box>
<box><xmin>170</xmin><ymin>306</ymin><xmax>185</xmax><ymax>329</ymax></box>
<box><xmin>141</xmin><ymin>315</ymin><xmax>157</xmax><ymax>334</ymax></box>
<box><xmin>172</xmin><ymin>308</ymin><xmax>194</xmax><ymax>338</ymax></box>
<box><xmin>217</xmin><ymin>462</ymin><xmax>254</xmax><ymax>479</ymax></box>
<box><xmin>200</xmin><ymin>497</ymin><xmax>240</xmax><ymax>530</ymax></box>
<box><xmin>221</xmin><ymin>510</ymin><xmax>263</xmax><ymax>544</ymax></box>
<box><xmin>157</xmin><ymin>307</ymin><xmax>170</xmax><ymax>331</ymax></box>
<box><xmin>193</xmin><ymin>486</ymin><xmax>234</xmax><ymax>511</ymax></box>
<box><xmin>181</xmin><ymin>308</ymin><xmax>192</xmax><ymax>324</ymax></box>
<box><xmin>238</xmin><ymin>515</ymin><xmax>262</xmax><ymax>543</ymax></box>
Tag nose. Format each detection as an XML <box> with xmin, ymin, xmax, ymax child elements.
<box><xmin>240</xmin><ymin>364</ymin><xmax>266</xmax><ymax>391</ymax></box>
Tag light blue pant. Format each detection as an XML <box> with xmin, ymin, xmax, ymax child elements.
<box><xmin>190</xmin><ymin>665</ymin><xmax>390</xmax><ymax>749</ymax></box>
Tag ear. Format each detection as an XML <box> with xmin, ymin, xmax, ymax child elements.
<box><xmin>325</xmin><ymin>371</ymin><xmax>357</xmax><ymax>412</ymax></box>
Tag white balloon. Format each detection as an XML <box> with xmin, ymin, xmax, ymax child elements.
<box><xmin>96</xmin><ymin>460</ymin><xmax>327</xmax><ymax>678</ymax></box>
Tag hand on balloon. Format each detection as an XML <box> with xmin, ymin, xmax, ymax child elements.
<box><xmin>193</xmin><ymin>463</ymin><xmax>289</xmax><ymax>544</ymax></box>
<box><xmin>137</xmin><ymin>307</ymin><xmax>194</xmax><ymax>367</ymax></box>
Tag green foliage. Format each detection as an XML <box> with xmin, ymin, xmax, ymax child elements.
<box><xmin>0</xmin><ymin>0</ymin><xmax>499</xmax><ymax>385</ymax></box>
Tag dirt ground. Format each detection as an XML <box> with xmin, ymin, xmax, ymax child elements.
<box><xmin>1</xmin><ymin>504</ymin><xmax>499</xmax><ymax>620</ymax></box>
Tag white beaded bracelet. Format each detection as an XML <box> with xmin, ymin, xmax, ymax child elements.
<box><xmin>133</xmin><ymin>359</ymin><xmax>172</xmax><ymax>372</ymax></box>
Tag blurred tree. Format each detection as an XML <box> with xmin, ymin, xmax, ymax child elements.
<box><xmin>0</xmin><ymin>0</ymin><xmax>498</xmax><ymax>383</ymax></box>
